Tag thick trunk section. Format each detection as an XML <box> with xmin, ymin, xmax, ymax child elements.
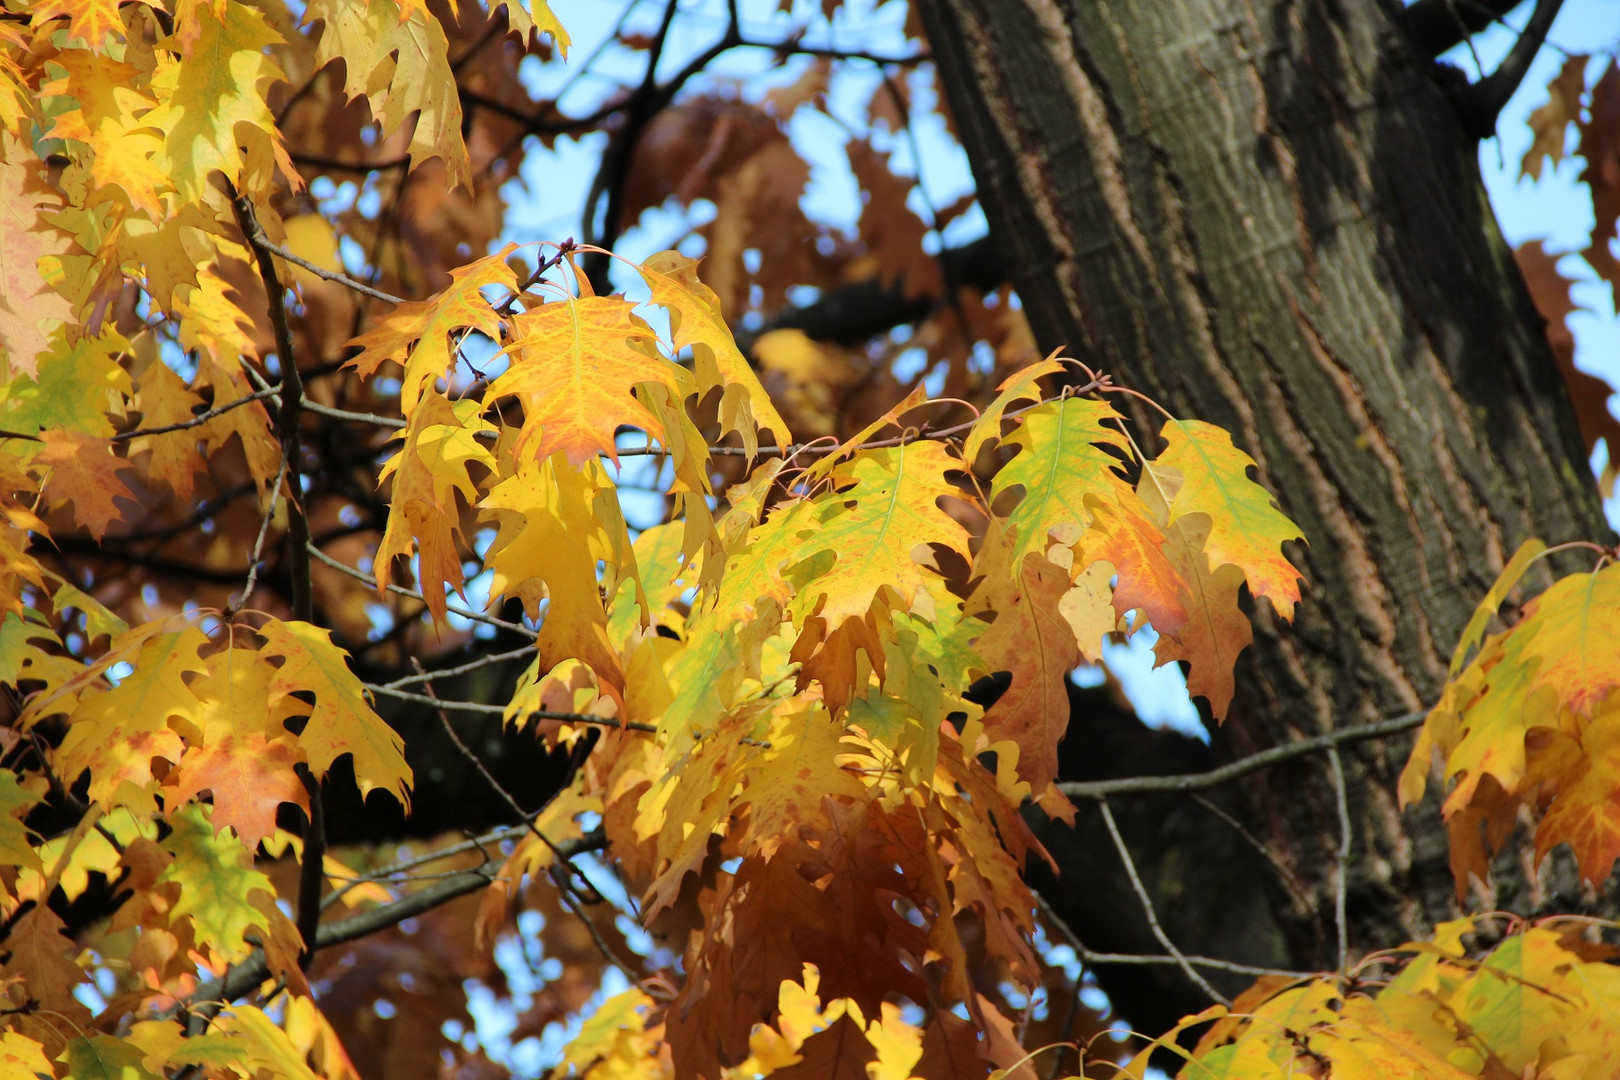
<box><xmin>919</xmin><ymin>0</ymin><xmax>1610</xmax><ymax>1021</ymax></box>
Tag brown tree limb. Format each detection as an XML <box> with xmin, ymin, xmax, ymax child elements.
<box><xmin>1056</xmin><ymin>712</ymin><xmax>1427</xmax><ymax>799</ymax></box>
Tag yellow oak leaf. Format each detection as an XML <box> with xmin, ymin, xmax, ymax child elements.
<box><xmin>257</xmin><ymin>617</ymin><xmax>413</xmax><ymax>809</ymax></box>
<box><xmin>0</xmin><ymin>1031</ymin><xmax>52</xmax><ymax>1078</ymax></box>
<box><xmin>491</xmin><ymin>294</ymin><xmax>691</xmax><ymax>468</ymax></box>
<box><xmin>127</xmin><ymin>360</ymin><xmax>207</xmax><ymax>501</ymax></box>
<box><xmin>304</xmin><ymin>0</ymin><xmax>470</xmax><ymax>187</ymax></box>
<box><xmin>787</xmin><ymin>441</ymin><xmax>970</xmax><ymax>632</ymax></box>
<box><xmin>53</xmin><ymin>625</ymin><xmax>206</xmax><ymax>808</ymax></box>
<box><xmin>168</xmin><ymin>1004</ymin><xmax>320</xmax><ymax>1080</ymax></box>
<box><xmin>959</xmin><ymin>353</ymin><xmax>1067</xmax><ymax>465</ymax></box>
<box><xmin>481</xmin><ymin>454</ymin><xmax>628</xmax><ymax>691</ymax></box>
<box><xmin>345</xmin><ymin>245</ymin><xmax>517</xmax><ymax>412</ymax></box>
<box><xmin>146</xmin><ymin>0</ymin><xmax>290</xmax><ymax>202</ymax></box>
<box><xmin>639</xmin><ymin>250</ymin><xmax>791</xmax><ymax>457</ymax></box>
<box><xmin>374</xmin><ymin>391</ymin><xmax>495</xmax><ymax>618</ymax></box>
<box><xmin>41</xmin><ymin>50</ymin><xmax>170</xmax><ymax>218</ymax></box>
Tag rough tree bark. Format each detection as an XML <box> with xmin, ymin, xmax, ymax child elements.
<box><xmin>917</xmin><ymin>0</ymin><xmax>1611</xmax><ymax>1031</ymax></box>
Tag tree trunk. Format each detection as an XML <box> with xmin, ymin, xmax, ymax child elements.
<box><xmin>917</xmin><ymin>0</ymin><xmax>1611</xmax><ymax>1021</ymax></box>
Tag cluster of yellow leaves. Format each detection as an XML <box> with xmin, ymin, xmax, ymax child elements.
<box><xmin>555</xmin><ymin>964</ymin><xmax>931</xmax><ymax>1080</ymax></box>
<box><xmin>1402</xmin><ymin>540</ymin><xmax>1620</xmax><ymax>893</ymax></box>
<box><xmin>1133</xmin><ymin>918</ymin><xmax>1620</xmax><ymax>1080</ymax></box>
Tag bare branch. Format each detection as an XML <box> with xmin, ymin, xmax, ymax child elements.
<box><xmin>361</xmin><ymin>680</ymin><xmax>657</xmax><ymax>733</ymax></box>
<box><xmin>254</xmin><ymin>233</ymin><xmax>405</xmax><ymax>305</ymax></box>
<box><xmin>111</xmin><ymin>386</ymin><xmax>283</xmax><ymax>443</ymax></box>
<box><xmin>305</xmin><ymin>543</ymin><xmax>538</xmax><ymax>637</ymax></box>
<box><xmin>1093</xmin><ymin>798</ymin><xmax>1230</xmax><ymax>1005</ymax></box>
<box><xmin>1057</xmin><ymin>712</ymin><xmax>1427</xmax><ymax>799</ymax></box>
<box><xmin>1469</xmin><ymin>0</ymin><xmax>1567</xmax><ymax>134</ymax></box>
<box><xmin>1328</xmin><ymin>745</ymin><xmax>1352</xmax><ymax>973</ymax></box>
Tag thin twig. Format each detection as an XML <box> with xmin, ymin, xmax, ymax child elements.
<box><xmin>1094</xmin><ymin>797</ymin><xmax>1230</xmax><ymax>1005</ymax></box>
<box><xmin>1186</xmin><ymin>792</ymin><xmax>1320</xmax><ymax>930</ymax></box>
<box><xmin>302</xmin><ymin>400</ymin><xmax>406</xmax><ymax>429</ymax></box>
<box><xmin>362</xmin><ymin>680</ymin><xmax>656</xmax><ymax>733</ymax></box>
<box><xmin>382</xmin><ymin>644</ymin><xmax>538</xmax><ymax>688</ymax></box>
<box><xmin>293</xmin><ymin>767</ymin><xmax>326</xmax><ymax>970</ymax></box>
<box><xmin>305</xmin><ymin>543</ymin><xmax>537</xmax><ymax>637</ymax></box>
<box><xmin>1057</xmin><ymin>711</ymin><xmax>1427</xmax><ymax>799</ymax></box>
<box><xmin>255</xmin><ymin>234</ymin><xmax>404</xmax><ymax>305</ymax></box>
<box><xmin>411</xmin><ymin>662</ymin><xmax>639</xmax><ymax>982</ymax></box>
<box><xmin>233</xmin><ymin>454</ymin><xmax>289</xmax><ymax>612</ymax></box>
<box><xmin>111</xmin><ymin>386</ymin><xmax>282</xmax><ymax>443</ymax></box>
<box><xmin>1327</xmin><ymin>745</ymin><xmax>1352</xmax><ymax>973</ymax></box>
<box><xmin>234</xmin><ymin>192</ymin><xmax>313</xmax><ymax>624</ymax></box>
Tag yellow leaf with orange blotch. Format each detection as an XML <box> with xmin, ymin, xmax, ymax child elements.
<box><xmin>491</xmin><ymin>295</ymin><xmax>691</xmax><ymax>468</ymax></box>
<box><xmin>304</xmin><ymin>0</ymin><xmax>470</xmax><ymax>187</ymax></box>
<box><xmin>257</xmin><ymin>618</ymin><xmax>412</xmax><ymax>809</ymax></box>
<box><xmin>52</xmin><ymin>625</ymin><xmax>206</xmax><ymax>808</ymax></box>
<box><xmin>1153</xmin><ymin>419</ymin><xmax>1305</xmax><ymax>615</ymax></box>
<box><xmin>639</xmin><ymin>251</ymin><xmax>791</xmax><ymax>457</ymax></box>
<box><xmin>373</xmin><ymin>391</ymin><xmax>494</xmax><ymax>618</ymax></box>
<box><xmin>345</xmin><ymin>245</ymin><xmax>517</xmax><ymax>413</ymax></box>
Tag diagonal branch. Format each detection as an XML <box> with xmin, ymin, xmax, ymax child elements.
<box><xmin>1468</xmin><ymin>0</ymin><xmax>1566</xmax><ymax>135</ymax></box>
<box><xmin>1057</xmin><ymin>711</ymin><xmax>1426</xmax><ymax>799</ymax></box>
<box><xmin>1092</xmin><ymin>797</ymin><xmax>1230</xmax><ymax>1004</ymax></box>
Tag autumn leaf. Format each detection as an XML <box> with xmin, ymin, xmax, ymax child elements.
<box><xmin>1153</xmin><ymin>419</ymin><xmax>1305</xmax><ymax>615</ymax></box>
<box><xmin>373</xmin><ymin>390</ymin><xmax>495</xmax><ymax>617</ymax></box>
<box><xmin>638</xmin><ymin>250</ymin><xmax>792</xmax><ymax>457</ymax></box>
<box><xmin>147</xmin><ymin>0</ymin><xmax>293</xmax><ymax>202</ymax></box>
<box><xmin>491</xmin><ymin>294</ymin><xmax>691</xmax><ymax>468</ymax></box>
<box><xmin>30</xmin><ymin>429</ymin><xmax>136</xmax><ymax>540</ymax></box>
<box><xmin>786</xmin><ymin>440</ymin><xmax>970</xmax><ymax>637</ymax></box>
<box><xmin>305</xmin><ymin>0</ymin><xmax>471</xmax><ymax>187</ymax></box>
<box><xmin>345</xmin><ymin>245</ymin><xmax>518</xmax><ymax>412</ymax></box>
<box><xmin>158</xmin><ymin>804</ymin><xmax>282</xmax><ymax>968</ymax></box>
<box><xmin>258</xmin><ymin>618</ymin><xmax>413</xmax><ymax>808</ymax></box>
<box><xmin>0</xmin><ymin>135</ymin><xmax>76</xmax><ymax>376</ymax></box>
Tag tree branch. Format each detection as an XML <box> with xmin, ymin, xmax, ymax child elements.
<box><xmin>190</xmin><ymin>828</ymin><xmax>607</xmax><ymax>1014</ymax></box>
<box><xmin>1056</xmin><ymin>711</ymin><xmax>1427</xmax><ymax>799</ymax></box>
<box><xmin>1468</xmin><ymin>0</ymin><xmax>1565</xmax><ymax>134</ymax></box>
<box><xmin>1400</xmin><ymin>0</ymin><xmax>1523</xmax><ymax>58</ymax></box>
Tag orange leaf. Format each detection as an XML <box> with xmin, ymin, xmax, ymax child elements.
<box><xmin>31</xmin><ymin>429</ymin><xmax>135</xmax><ymax>540</ymax></box>
<box><xmin>166</xmin><ymin>731</ymin><xmax>309</xmax><ymax>850</ymax></box>
<box><xmin>491</xmin><ymin>295</ymin><xmax>690</xmax><ymax>468</ymax></box>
